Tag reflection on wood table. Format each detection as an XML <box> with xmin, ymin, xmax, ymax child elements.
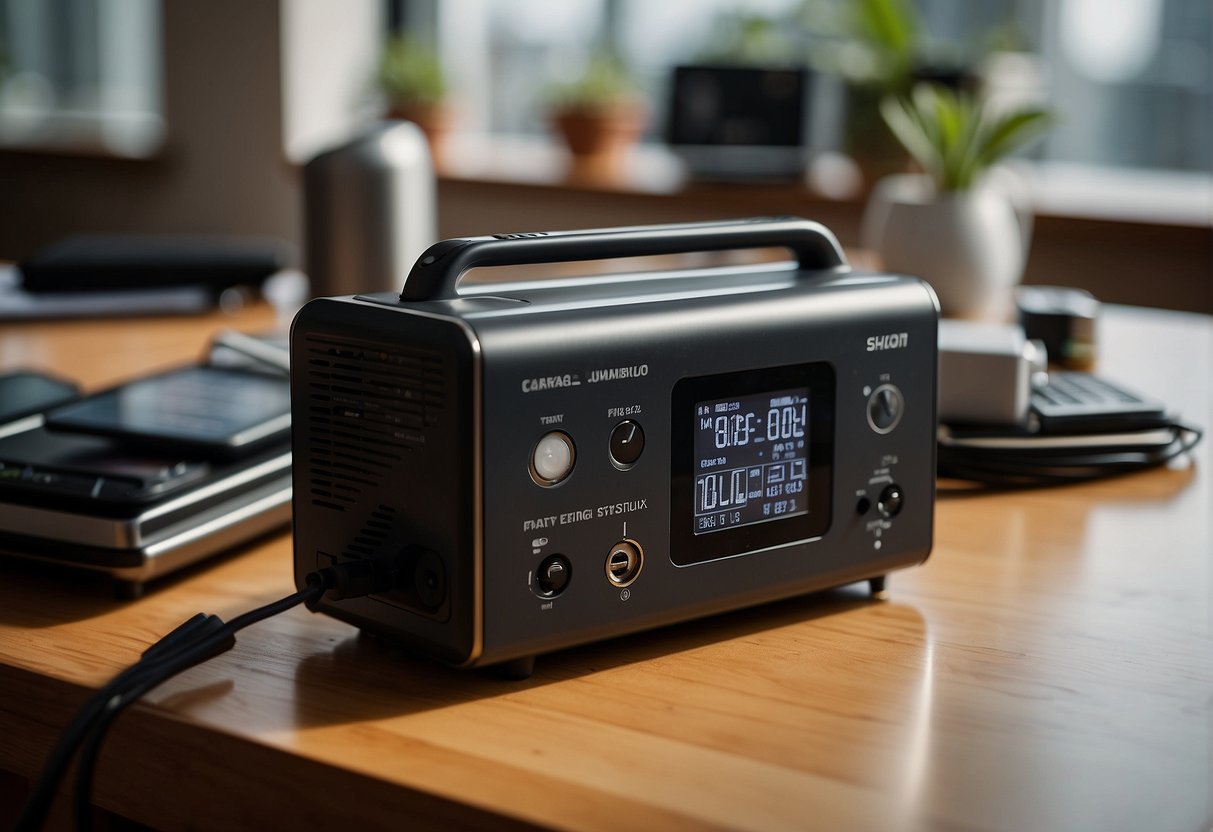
<box><xmin>0</xmin><ymin>304</ymin><xmax>1209</xmax><ymax>830</ymax></box>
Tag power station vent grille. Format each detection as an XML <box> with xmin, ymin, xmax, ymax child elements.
<box><xmin>313</xmin><ymin>506</ymin><xmax>397</xmax><ymax>559</ymax></box>
<box><xmin>303</xmin><ymin>334</ymin><xmax>446</xmax><ymax>511</ymax></box>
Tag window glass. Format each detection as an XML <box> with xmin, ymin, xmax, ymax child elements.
<box><xmin>0</xmin><ymin>0</ymin><xmax>164</xmax><ymax>157</ymax></box>
<box><xmin>419</xmin><ymin>0</ymin><xmax>1209</xmax><ymax>174</ymax></box>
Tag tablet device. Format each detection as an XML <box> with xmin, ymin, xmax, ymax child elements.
<box><xmin>0</xmin><ymin>371</ymin><xmax>80</xmax><ymax>425</ymax></box>
<box><xmin>44</xmin><ymin>365</ymin><xmax>291</xmax><ymax>458</ymax></box>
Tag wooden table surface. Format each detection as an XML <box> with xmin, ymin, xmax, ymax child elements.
<box><xmin>0</xmin><ymin>303</ymin><xmax>1210</xmax><ymax>831</ymax></box>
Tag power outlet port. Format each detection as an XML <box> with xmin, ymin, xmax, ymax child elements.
<box><xmin>605</xmin><ymin>540</ymin><xmax>643</xmax><ymax>587</ymax></box>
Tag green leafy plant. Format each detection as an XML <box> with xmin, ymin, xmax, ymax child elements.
<box><xmin>377</xmin><ymin>36</ymin><xmax>446</xmax><ymax>109</ymax></box>
<box><xmin>696</xmin><ymin>12</ymin><xmax>800</xmax><ymax>65</ymax></box>
<box><xmin>548</xmin><ymin>55</ymin><xmax>638</xmax><ymax>111</ymax></box>
<box><xmin>852</xmin><ymin>0</ymin><xmax>919</xmax><ymax>91</ymax></box>
<box><xmin>880</xmin><ymin>83</ymin><xmax>1053</xmax><ymax>191</ymax></box>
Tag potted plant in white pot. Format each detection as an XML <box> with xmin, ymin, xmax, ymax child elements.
<box><xmin>862</xmin><ymin>83</ymin><xmax>1052</xmax><ymax>319</ymax></box>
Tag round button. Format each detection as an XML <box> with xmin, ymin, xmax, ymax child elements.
<box><xmin>535</xmin><ymin>554</ymin><xmax>571</xmax><ymax>596</ymax></box>
<box><xmin>609</xmin><ymin>420</ymin><xmax>645</xmax><ymax>468</ymax></box>
<box><xmin>531</xmin><ymin>431</ymin><xmax>575</xmax><ymax>485</ymax></box>
<box><xmin>878</xmin><ymin>484</ymin><xmax>904</xmax><ymax>518</ymax></box>
<box><xmin>867</xmin><ymin>384</ymin><xmax>904</xmax><ymax>434</ymax></box>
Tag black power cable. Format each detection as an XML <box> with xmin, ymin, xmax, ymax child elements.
<box><xmin>16</xmin><ymin>560</ymin><xmax>394</xmax><ymax>832</ymax></box>
<box><xmin>938</xmin><ymin>421</ymin><xmax>1203</xmax><ymax>487</ymax></box>
<box><xmin>71</xmin><ymin>587</ymin><xmax>322</xmax><ymax>831</ymax></box>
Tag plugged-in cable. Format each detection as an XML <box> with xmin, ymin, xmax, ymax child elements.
<box><xmin>938</xmin><ymin>421</ymin><xmax>1203</xmax><ymax>487</ymax></box>
<box><xmin>16</xmin><ymin>558</ymin><xmax>396</xmax><ymax>832</ymax></box>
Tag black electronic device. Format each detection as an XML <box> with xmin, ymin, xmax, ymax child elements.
<box><xmin>0</xmin><ymin>370</ymin><xmax>80</xmax><ymax>425</ymax></box>
<box><xmin>1030</xmin><ymin>372</ymin><xmax>1169</xmax><ymax>434</ymax></box>
<box><xmin>667</xmin><ymin>66</ymin><xmax>814</xmax><ymax>179</ymax></box>
<box><xmin>0</xmin><ymin>365</ymin><xmax>293</xmax><ymax>595</ymax></box>
<box><xmin>1016</xmin><ymin>286</ymin><xmax>1099</xmax><ymax>370</ymax></box>
<box><xmin>45</xmin><ymin>365</ymin><xmax>292</xmax><ymax>457</ymax></box>
<box><xmin>18</xmin><ymin>234</ymin><xmax>291</xmax><ymax>294</ymax></box>
<box><xmin>0</xmin><ymin>426</ymin><xmax>211</xmax><ymax>505</ymax></box>
<box><xmin>938</xmin><ymin>371</ymin><xmax>1199</xmax><ymax>486</ymax></box>
<box><xmin>290</xmin><ymin>217</ymin><xmax>939</xmax><ymax>676</ymax></box>
<box><xmin>0</xmin><ymin>424</ymin><xmax>291</xmax><ymax>596</ymax></box>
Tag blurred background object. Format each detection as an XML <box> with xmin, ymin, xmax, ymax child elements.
<box><xmin>666</xmin><ymin>66</ymin><xmax>817</xmax><ymax>181</ymax></box>
<box><xmin>863</xmin><ymin>83</ymin><xmax>1053</xmax><ymax>318</ymax></box>
<box><xmin>0</xmin><ymin>0</ymin><xmax>164</xmax><ymax>158</ymax></box>
<box><xmin>0</xmin><ymin>0</ymin><xmax>1207</xmax><ymax>314</ymax></box>
<box><xmin>546</xmin><ymin>52</ymin><xmax>646</xmax><ymax>176</ymax></box>
<box><xmin>1015</xmin><ymin>285</ymin><xmax>1100</xmax><ymax>370</ymax></box>
<box><xmin>0</xmin><ymin>0</ymin><xmax>382</xmax><ymax>263</ymax></box>
<box><xmin>376</xmin><ymin>34</ymin><xmax>452</xmax><ymax>166</ymax></box>
<box><xmin>303</xmin><ymin>120</ymin><xmax>436</xmax><ymax>298</ymax></box>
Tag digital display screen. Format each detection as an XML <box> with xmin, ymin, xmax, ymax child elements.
<box><xmin>670</xmin><ymin>361</ymin><xmax>833</xmax><ymax>566</ymax></box>
<box><xmin>693</xmin><ymin>387</ymin><xmax>809</xmax><ymax>535</ymax></box>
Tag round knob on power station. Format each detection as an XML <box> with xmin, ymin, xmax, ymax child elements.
<box><xmin>536</xmin><ymin>554</ymin><xmax>571</xmax><ymax>596</ymax></box>
<box><xmin>867</xmin><ymin>384</ymin><xmax>904</xmax><ymax>434</ymax></box>
<box><xmin>609</xmin><ymin>420</ymin><xmax>645</xmax><ymax>468</ymax></box>
<box><xmin>878</xmin><ymin>484</ymin><xmax>904</xmax><ymax>518</ymax></box>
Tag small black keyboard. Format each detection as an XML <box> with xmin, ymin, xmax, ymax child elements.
<box><xmin>1031</xmin><ymin>372</ymin><xmax>1169</xmax><ymax>433</ymax></box>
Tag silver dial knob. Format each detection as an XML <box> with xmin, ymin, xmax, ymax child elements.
<box><xmin>867</xmin><ymin>384</ymin><xmax>904</xmax><ymax>434</ymax></box>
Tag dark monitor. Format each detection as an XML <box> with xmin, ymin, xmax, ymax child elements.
<box><xmin>666</xmin><ymin>65</ymin><xmax>813</xmax><ymax>179</ymax></box>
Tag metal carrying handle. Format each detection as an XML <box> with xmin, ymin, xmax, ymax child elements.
<box><xmin>398</xmin><ymin>216</ymin><xmax>848</xmax><ymax>302</ymax></box>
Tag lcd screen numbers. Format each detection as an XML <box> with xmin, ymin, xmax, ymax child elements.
<box><xmin>692</xmin><ymin>387</ymin><xmax>809</xmax><ymax>535</ymax></box>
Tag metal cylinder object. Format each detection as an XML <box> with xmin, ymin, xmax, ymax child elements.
<box><xmin>303</xmin><ymin>121</ymin><xmax>436</xmax><ymax>297</ymax></box>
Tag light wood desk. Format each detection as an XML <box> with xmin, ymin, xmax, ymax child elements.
<box><xmin>0</xmin><ymin>304</ymin><xmax>1210</xmax><ymax>831</ymax></box>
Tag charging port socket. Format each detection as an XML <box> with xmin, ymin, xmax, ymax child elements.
<box><xmin>605</xmin><ymin>540</ymin><xmax>643</xmax><ymax>587</ymax></box>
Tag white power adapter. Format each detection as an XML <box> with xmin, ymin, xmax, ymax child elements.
<box><xmin>938</xmin><ymin>320</ymin><xmax>1048</xmax><ymax>426</ymax></box>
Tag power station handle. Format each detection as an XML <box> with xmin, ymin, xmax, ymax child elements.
<box><xmin>398</xmin><ymin>216</ymin><xmax>848</xmax><ymax>301</ymax></box>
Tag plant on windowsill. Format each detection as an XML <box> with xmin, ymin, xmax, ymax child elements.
<box><xmin>835</xmin><ymin>0</ymin><xmax>922</xmax><ymax>183</ymax></box>
<box><xmin>377</xmin><ymin>36</ymin><xmax>452</xmax><ymax>166</ymax></box>
<box><xmin>547</xmin><ymin>55</ymin><xmax>646</xmax><ymax>170</ymax></box>
<box><xmin>862</xmin><ymin>83</ymin><xmax>1053</xmax><ymax>318</ymax></box>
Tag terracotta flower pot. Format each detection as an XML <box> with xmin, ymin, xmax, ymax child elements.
<box><xmin>551</xmin><ymin>102</ymin><xmax>645</xmax><ymax>161</ymax></box>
